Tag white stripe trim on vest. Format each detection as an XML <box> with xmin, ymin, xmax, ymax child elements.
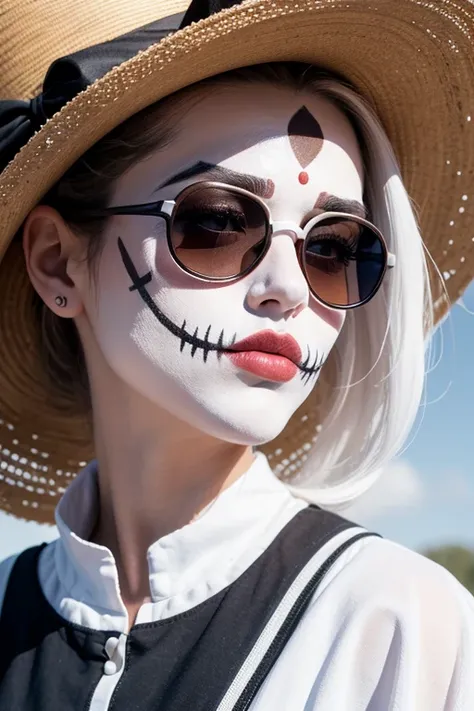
<box><xmin>216</xmin><ymin>526</ymin><xmax>369</xmax><ymax>711</ymax></box>
<box><xmin>88</xmin><ymin>633</ymin><xmax>128</xmax><ymax>711</ymax></box>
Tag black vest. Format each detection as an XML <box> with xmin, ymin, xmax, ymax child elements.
<box><xmin>0</xmin><ymin>506</ymin><xmax>378</xmax><ymax>711</ymax></box>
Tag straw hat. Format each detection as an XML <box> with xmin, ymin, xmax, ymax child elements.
<box><xmin>0</xmin><ymin>0</ymin><xmax>473</xmax><ymax>524</ymax></box>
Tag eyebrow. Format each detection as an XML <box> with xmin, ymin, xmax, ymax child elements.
<box><xmin>157</xmin><ymin>164</ymin><xmax>367</xmax><ymax>217</ymax></box>
<box><xmin>314</xmin><ymin>192</ymin><xmax>368</xmax><ymax>219</ymax></box>
<box><xmin>156</xmin><ymin>161</ymin><xmax>274</xmax><ymax>198</ymax></box>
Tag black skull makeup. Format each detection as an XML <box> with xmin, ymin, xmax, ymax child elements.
<box><xmin>117</xmin><ymin>238</ymin><xmax>323</xmax><ymax>384</ymax></box>
<box><xmin>287</xmin><ymin>106</ymin><xmax>324</xmax><ymax>185</ymax></box>
<box><xmin>81</xmin><ymin>84</ymin><xmax>357</xmax><ymax>445</ymax></box>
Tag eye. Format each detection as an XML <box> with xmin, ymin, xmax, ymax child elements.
<box><xmin>194</xmin><ymin>208</ymin><xmax>246</xmax><ymax>232</ymax></box>
<box><xmin>309</xmin><ymin>240</ymin><xmax>343</xmax><ymax>259</ymax></box>
<box><xmin>172</xmin><ymin>205</ymin><xmax>249</xmax><ymax>251</ymax></box>
<box><xmin>306</xmin><ymin>235</ymin><xmax>356</xmax><ymax>263</ymax></box>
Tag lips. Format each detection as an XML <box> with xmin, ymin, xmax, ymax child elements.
<box><xmin>224</xmin><ymin>330</ymin><xmax>302</xmax><ymax>383</ymax></box>
<box><xmin>228</xmin><ymin>331</ymin><xmax>302</xmax><ymax>364</ymax></box>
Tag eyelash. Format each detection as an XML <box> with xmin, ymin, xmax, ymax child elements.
<box><xmin>177</xmin><ymin>206</ymin><xmax>247</xmax><ymax>233</ymax></box>
<box><xmin>309</xmin><ymin>233</ymin><xmax>358</xmax><ymax>264</ymax></box>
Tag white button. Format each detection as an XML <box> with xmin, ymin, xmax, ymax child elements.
<box><xmin>104</xmin><ymin>660</ymin><xmax>118</xmax><ymax>675</ymax></box>
<box><xmin>104</xmin><ymin>634</ymin><xmax>124</xmax><ymax>676</ymax></box>
<box><xmin>105</xmin><ymin>637</ymin><xmax>119</xmax><ymax>658</ymax></box>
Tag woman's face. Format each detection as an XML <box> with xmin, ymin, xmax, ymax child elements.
<box><xmin>74</xmin><ymin>83</ymin><xmax>364</xmax><ymax>445</ymax></box>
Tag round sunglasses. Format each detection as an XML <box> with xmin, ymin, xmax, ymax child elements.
<box><xmin>100</xmin><ymin>181</ymin><xmax>396</xmax><ymax>309</ymax></box>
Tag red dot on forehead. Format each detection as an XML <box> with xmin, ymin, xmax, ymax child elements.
<box><xmin>298</xmin><ymin>171</ymin><xmax>309</xmax><ymax>185</ymax></box>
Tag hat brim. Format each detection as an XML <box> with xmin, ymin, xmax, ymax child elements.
<box><xmin>1</xmin><ymin>0</ymin><xmax>473</xmax><ymax>522</ymax></box>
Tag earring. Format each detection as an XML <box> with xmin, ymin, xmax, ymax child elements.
<box><xmin>54</xmin><ymin>295</ymin><xmax>67</xmax><ymax>308</ymax></box>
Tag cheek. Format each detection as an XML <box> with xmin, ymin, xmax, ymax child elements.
<box><xmin>87</xmin><ymin>220</ymin><xmax>181</xmax><ymax>319</ymax></box>
<box><xmin>141</xmin><ymin>222</ymin><xmax>219</xmax><ymax>292</ymax></box>
<box><xmin>86</xmin><ymin>229</ymin><xmax>242</xmax><ymax>354</ymax></box>
<box><xmin>309</xmin><ymin>293</ymin><xmax>346</xmax><ymax>333</ymax></box>
<box><xmin>77</xmin><ymin>233</ymin><xmax>142</xmax><ymax>350</ymax></box>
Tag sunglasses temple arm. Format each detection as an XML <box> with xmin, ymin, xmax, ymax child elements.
<box><xmin>100</xmin><ymin>200</ymin><xmax>172</xmax><ymax>218</ymax></box>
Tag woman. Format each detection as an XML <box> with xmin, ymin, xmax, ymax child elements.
<box><xmin>0</xmin><ymin>0</ymin><xmax>473</xmax><ymax>708</ymax></box>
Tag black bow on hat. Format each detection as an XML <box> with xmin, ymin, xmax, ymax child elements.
<box><xmin>0</xmin><ymin>0</ymin><xmax>242</xmax><ymax>172</ymax></box>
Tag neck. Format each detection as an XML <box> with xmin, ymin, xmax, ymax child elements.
<box><xmin>88</xmin><ymin>383</ymin><xmax>254</xmax><ymax>611</ymax></box>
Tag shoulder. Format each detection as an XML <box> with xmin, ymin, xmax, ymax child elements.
<box><xmin>0</xmin><ymin>544</ymin><xmax>49</xmax><ymax>616</ymax></box>
<box><xmin>346</xmin><ymin>538</ymin><xmax>474</xmax><ymax>633</ymax></box>
<box><xmin>302</xmin><ymin>534</ymin><xmax>474</xmax><ymax>706</ymax></box>
<box><xmin>0</xmin><ymin>552</ymin><xmax>20</xmax><ymax>614</ymax></box>
<box><xmin>321</xmin><ymin>533</ymin><xmax>474</xmax><ymax>641</ymax></box>
<box><xmin>305</xmin><ymin>529</ymin><xmax>474</xmax><ymax>626</ymax></box>
<box><xmin>333</xmin><ymin>533</ymin><xmax>474</xmax><ymax>607</ymax></box>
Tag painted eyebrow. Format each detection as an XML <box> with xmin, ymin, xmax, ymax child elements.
<box><xmin>314</xmin><ymin>192</ymin><xmax>368</xmax><ymax>219</ymax></box>
<box><xmin>156</xmin><ymin>161</ymin><xmax>274</xmax><ymax>199</ymax></box>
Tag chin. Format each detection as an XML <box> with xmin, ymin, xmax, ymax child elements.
<box><xmin>176</xmin><ymin>385</ymin><xmax>305</xmax><ymax>447</ymax></box>
<box><xmin>190</xmin><ymin>412</ymin><xmax>289</xmax><ymax>447</ymax></box>
<box><xmin>117</xmin><ymin>360</ymin><xmax>313</xmax><ymax>445</ymax></box>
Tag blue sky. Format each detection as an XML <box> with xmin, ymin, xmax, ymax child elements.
<box><xmin>1</xmin><ymin>282</ymin><xmax>474</xmax><ymax>560</ymax></box>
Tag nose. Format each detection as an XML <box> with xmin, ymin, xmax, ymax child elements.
<box><xmin>245</xmin><ymin>231</ymin><xmax>309</xmax><ymax>319</ymax></box>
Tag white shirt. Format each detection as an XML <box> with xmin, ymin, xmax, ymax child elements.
<box><xmin>1</xmin><ymin>451</ymin><xmax>473</xmax><ymax>710</ymax></box>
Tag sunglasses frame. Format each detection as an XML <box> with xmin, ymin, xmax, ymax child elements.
<box><xmin>101</xmin><ymin>181</ymin><xmax>396</xmax><ymax>310</ymax></box>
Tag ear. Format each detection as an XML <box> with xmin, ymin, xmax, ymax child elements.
<box><xmin>22</xmin><ymin>205</ymin><xmax>85</xmax><ymax>318</ymax></box>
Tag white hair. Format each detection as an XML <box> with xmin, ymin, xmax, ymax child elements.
<box><xmin>282</xmin><ymin>74</ymin><xmax>433</xmax><ymax>509</ymax></box>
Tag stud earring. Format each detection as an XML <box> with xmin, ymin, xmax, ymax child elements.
<box><xmin>54</xmin><ymin>295</ymin><xmax>67</xmax><ymax>308</ymax></box>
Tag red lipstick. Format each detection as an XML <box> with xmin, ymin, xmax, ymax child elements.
<box><xmin>225</xmin><ymin>330</ymin><xmax>302</xmax><ymax>383</ymax></box>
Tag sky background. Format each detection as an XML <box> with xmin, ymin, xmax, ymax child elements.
<box><xmin>1</xmin><ymin>282</ymin><xmax>474</xmax><ymax>560</ymax></box>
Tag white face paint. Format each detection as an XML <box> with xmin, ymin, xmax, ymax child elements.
<box><xmin>78</xmin><ymin>83</ymin><xmax>364</xmax><ymax>445</ymax></box>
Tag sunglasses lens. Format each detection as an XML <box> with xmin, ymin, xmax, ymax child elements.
<box><xmin>170</xmin><ymin>185</ymin><xmax>269</xmax><ymax>278</ymax></box>
<box><xmin>303</xmin><ymin>215</ymin><xmax>386</xmax><ymax>307</ymax></box>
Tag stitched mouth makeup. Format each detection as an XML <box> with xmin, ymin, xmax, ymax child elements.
<box><xmin>117</xmin><ymin>237</ymin><xmax>324</xmax><ymax>384</ymax></box>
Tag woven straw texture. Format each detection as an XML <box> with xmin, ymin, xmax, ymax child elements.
<box><xmin>0</xmin><ymin>0</ymin><xmax>474</xmax><ymax>523</ymax></box>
